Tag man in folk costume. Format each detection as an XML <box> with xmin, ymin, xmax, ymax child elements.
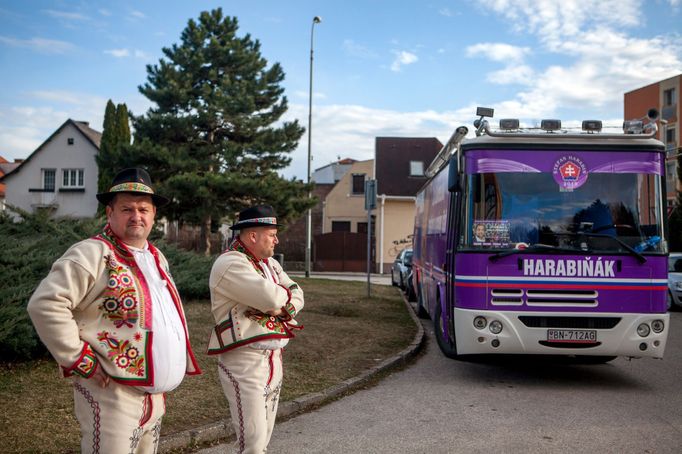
<box><xmin>207</xmin><ymin>205</ymin><xmax>304</xmax><ymax>454</ymax></box>
<box><xmin>27</xmin><ymin>168</ymin><xmax>201</xmax><ymax>454</ymax></box>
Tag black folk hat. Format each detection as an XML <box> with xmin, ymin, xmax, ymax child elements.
<box><xmin>230</xmin><ymin>204</ymin><xmax>282</xmax><ymax>230</ymax></box>
<box><xmin>96</xmin><ymin>168</ymin><xmax>170</xmax><ymax>207</ymax></box>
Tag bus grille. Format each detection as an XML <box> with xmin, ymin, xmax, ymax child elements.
<box><xmin>490</xmin><ymin>288</ymin><xmax>523</xmax><ymax>305</ymax></box>
<box><xmin>518</xmin><ymin>316</ymin><xmax>621</xmax><ymax>329</ymax></box>
<box><xmin>525</xmin><ymin>289</ymin><xmax>597</xmax><ymax>306</ymax></box>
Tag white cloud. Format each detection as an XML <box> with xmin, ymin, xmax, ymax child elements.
<box><xmin>28</xmin><ymin>90</ymin><xmax>87</xmax><ymax>105</ymax></box>
<box><xmin>129</xmin><ymin>10</ymin><xmax>145</xmax><ymax>19</ymax></box>
<box><xmin>487</xmin><ymin>65</ymin><xmax>535</xmax><ymax>85</ymax></box>
<box><xmin>104</xmin><ymin>48</ymin><xmax>149</xmax><ymax>59</ymax></box>
<box><xmin>390</xmin><ymin>51</ymin><xmax>418</xmax><ymax>72</ymax></box>
<box><xmin>470</xmin><ymin>1</ymin><xmax>682</xmax><ymax>117</ymax></box>
<box><xmin>478</xmin><ymin>0</ymin><xmax>642</xmax><ymax>50</ymax></box>
<box><xmin>42</xmin><ymin>9</ymin><xmax>90</xmax><ymax>21</ymax></box>
<box><xmin>439</xmin><ymin>8</ymin><xmax>454</xmax><ymax>17</ymax></box>
<box><xmin>105</xmin><ymin>48</ymin><xmax>130</xmax><ymax>58</ymax></box>
<box><xmin>294</xmin><ymin>90</ymin><xmax>327</xmax><ymax>100</ymax></box>
<box><xmin>99</xmin><ymin>9</ymin><xmax>112</xmax><ymax>17</ymax></box>
<box><xmin>466</xmin><ymin>43</ymin><xmax>531</xmax><ymax>63</ymax></box>
<box><xmin>0</xmin><ymin>35</ymin><xmax>75</xmax><ymax>54</ymax></box>
<box><xmin>0</xmin><ymin>92</ymin><xmax>116</xmax><ymax>161</ymax></box>
<box><xmin>342</xmin><ymin>39</ymin><xmax>378</xmax><ymax>59</ymax></box>
<box><xmin>280</xmin><ymin>103</ymin><xmax>473</xmax><ymax>180</ymax></box>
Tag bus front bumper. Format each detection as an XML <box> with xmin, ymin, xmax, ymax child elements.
<box><xmin>453</xmin><ymin>308</ymin><xmax>669</xmax><ymax>358</ymax></box>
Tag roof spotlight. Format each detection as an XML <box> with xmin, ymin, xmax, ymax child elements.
<box><xmin>582</xmin><ymin>120</ymin><xmax>602</xmax><ymax>133</ymax></box>
<box><xmin>499</xmin><ymin>119</ymin><xmax>520</xmax><ymax>130</ymax></box>
<box><xmin>541</xmin><ymin>119</ymin><xmax>561</xmax><ymax>132</ymax></box>
<box><xmin>623</xmin><ymin>120</ymin><xmax>644</xmax><ymax>134</ymax></box>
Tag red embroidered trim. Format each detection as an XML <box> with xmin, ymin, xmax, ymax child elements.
<box><xmin>266</xmin><ymin>350</ymin><xmax>274</xmax><ymax>387</ymax></box>
<box><xmin>74</xmin><ymin>381</ymin><xmax>101</xmax><ymax>453</ymax></box>
<box><xmin>139</xmin><ymin>393</ymin><xmax>153</xmax><ymax>426</ymax></box>
<box><xmin>63</xmin><ymin>342</ymin><xmax>98</xmax><ymax>378</ymax></box>
<box><xmin>219</xmin><ymin>362</ymin><xmax>245</xmax><ymax>453</ymax></box>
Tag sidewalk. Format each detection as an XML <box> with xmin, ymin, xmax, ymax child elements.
<box><xmin>288</xmin><ymin>271</ymin><xmax>391</xmax><ymax>286</ymax></box>
<box><xmin>158</xmin><ymin>289</ymin><xmax>423</xmax><ymax>453</ymax></box>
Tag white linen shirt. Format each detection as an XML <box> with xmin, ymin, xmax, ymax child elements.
<box><xmin>130</xmin><ymin>243</ymin><xmax>187</xmax><ymax>393</ymax></box>
<box><xmin>249</xmin><ymin>259</ymin><xmax>289</xmax><ymax>350</ymax></box>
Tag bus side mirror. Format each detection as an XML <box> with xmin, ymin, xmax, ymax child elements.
<box><xmin>448</xmin><ymin>156</ymin><xmax>460</xmax><ymax>193</ymax></box>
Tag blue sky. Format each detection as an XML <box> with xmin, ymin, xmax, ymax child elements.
<box><xmin>1</xmin><ymin>0</ymin><xmax>681</xmax><ymax>180</ymax></box>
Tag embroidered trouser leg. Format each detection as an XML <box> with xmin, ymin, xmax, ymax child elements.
<box><xmin>73</xmin><ymin>377</ymin><xmax>165</xmax><ymax>454</ymax></box>
<box><xmin>218</xmin><ymin>348</ymin><xmax>283</xmax><ymax>454</ymax></box>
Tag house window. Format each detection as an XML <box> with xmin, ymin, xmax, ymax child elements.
<box><xmin>63</xmin><ymin>169</ymin><xmax>84</xmax><ymax>188</ymax></box>
<box><xmin>67</xmin><ymin>137</ymin><xmax>75</xmax><ymax>145</ymax></box>
<box><xmin>43</xmin><ymin>169</ymin><xmax>56</xmax><ymax>191</ymax></box>
<box><xmin>351</xmin><ymin>174</ymin><xmax>365</xmax><ymax>195</ymax></box>
<box><xmin>331</xmin><ymin>221</ymin><xmax>351</xmax><ymax>232</ymax></box>
<box><xmin>663</xmin><ymin>88</ymin><xmax>676</xmax><ymax>106</ymax></box>
<box><xmin>410</xmin><ymin>161</ymin><xmax>425</xmax><ymax>176</ymax></box>
<box><xmin>666</xmin><ymin>127</ymin><xmax>676</xmax><ymax>150</ymax></box>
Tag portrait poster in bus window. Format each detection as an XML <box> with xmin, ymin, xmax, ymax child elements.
<box><xmin>473</xmin><ymin>220</ymin><xmax>510</xmax><ymax>247</ymax></box>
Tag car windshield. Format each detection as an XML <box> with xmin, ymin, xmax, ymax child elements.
<box><xmin>465</xmin><ymin>171</ymin><xmax>665</xmax><ymax>253</ymax></box>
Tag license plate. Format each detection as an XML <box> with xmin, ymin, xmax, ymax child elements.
<box><xmin>547</xmin><ymin>329</ymin><xmax>597</xmax><ymax>343</ymax></box>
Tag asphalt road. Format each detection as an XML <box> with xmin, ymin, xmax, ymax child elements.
<box><xmin>253</xmin><ymin>311</ymin><xmax>682</xmax><ymax>454</ymax></box>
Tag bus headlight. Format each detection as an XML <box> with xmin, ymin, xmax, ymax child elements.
<box><xmin>636</xmin><ymin>323</ymin><xmax>650</xmax><ymax>337</ymax></box>
<box><xmin>651</xmin><ymin>320</ymin><xmax>664</xmax><ymax>333</ymax></box>
<box><xmin>489</xmin><ymin>320</ymin><xmax>503</xmax><ymax>334</ymax></box>
<box><xmin>473</xmin><ymin>316</ymin><xmax>487</xmax><ymax>330</ymax></box>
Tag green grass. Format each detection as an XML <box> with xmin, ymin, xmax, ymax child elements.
<box><xmin>0</xmin><ymin>279</ymin><xmax>415</xmax><ymax>453</ymax></box>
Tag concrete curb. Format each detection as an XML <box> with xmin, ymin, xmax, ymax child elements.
<box><xmin>158</xmin><ymin>290</ymin><xmax>425</xmax><ymax>452</ymax></box>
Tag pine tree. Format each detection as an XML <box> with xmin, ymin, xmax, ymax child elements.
<box><xmin>96</xmin><ymin>101</ymin><xmax>133</xmax><ymax>215</ymax></box>
<box><xmin>123</xmin><ymin>8</ymin><xmax>312</xmax><ymax>255</ymax></box>
<box><xmin>97</xmin><ymin>100</ymin><xmax>118</xmax><ymax>195</ymax></box>
<box><xmin>115</xmin><ymin>103</ymin><xmax>131</xmax><ymax>147</ymax></box>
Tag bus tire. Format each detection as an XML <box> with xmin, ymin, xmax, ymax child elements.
<box><xmin>415</xmin><ymin>280</ymin><xmax>429</xmax><ymax>319</ymax></box>
<box><xmin>434</xmin><ymin>298</ymin><xmax>458</xmax><ymax>359</ymax></box>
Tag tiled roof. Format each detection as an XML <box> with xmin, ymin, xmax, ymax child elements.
<box><xmin>375</xmin><ymin>137</ymin><xmax>443</xmax><ymax>197</ymax></box>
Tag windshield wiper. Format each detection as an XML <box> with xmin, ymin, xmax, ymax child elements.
<box><xmin>555</xmin><ymin>231</ymin><xmax>647</xmax><ymax>264</ymax></box>
<box><xmin>489</xmin><ymin>244</ymin><xmax>580</xmax><ymax>262</ymax></box>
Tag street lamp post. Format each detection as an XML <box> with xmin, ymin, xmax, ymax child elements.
<box><xmin>305</xmin><ymin>16</ymin><xmax>321</xmax><ymax>278</ymax></box>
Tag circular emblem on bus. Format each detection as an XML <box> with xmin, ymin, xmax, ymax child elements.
<box><xmin>552</xmin><ymin>155</ymin><xmax>588</xmax><ymax>191</ymax></box>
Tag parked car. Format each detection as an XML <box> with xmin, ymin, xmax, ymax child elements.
<box><xmin>391</xmin><ymin>247</ymin><xmax>413</xmax><ymax>290</ymax></box>
<box><xmin>669</xmin><ymin>252</ymin><xmax>682</xmax><ymax>310</ymax></box>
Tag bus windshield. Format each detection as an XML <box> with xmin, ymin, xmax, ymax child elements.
<box><xmin>465</xmin><ymin>171</ymin><xmax>665</xmax><ymax>253</ymax></box>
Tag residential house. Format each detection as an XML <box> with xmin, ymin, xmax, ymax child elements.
<box><xmin>318</xmin><ymin>137</ymin><xmax>442</xmax><ymax>273</ymax></box>
<box><xmin>624</xmin><ymin>74</ymin><xmax>681</xmax><ymax>211</ymax></box>
<box><xmin>1</xmin><ymin>119</ymin><xmax>102</xmax><ymax>218</ymax></box>
<box><xmin>276</xmin><ymin>158</ymin><xmax>355</xmax><ymax>269</ymax></box>
<box><xmin>0</xmin><ymin>156</ymin><xmax>21</xmax><ymax>211</ymax></box>
<box><xmin>374</xmin><ymin>137</ymin><xmax>442</xmax><ymax>272</ymax></box>
<box><xmin>322</xmin><ymin>159</ymin><xmax>375</xmax><ymax>234</ymax></box>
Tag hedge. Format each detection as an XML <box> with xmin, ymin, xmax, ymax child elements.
<box><xmin>0</xmin><ymin>209</ymin><xmax>213</xmax><ymax>361</ymax></box>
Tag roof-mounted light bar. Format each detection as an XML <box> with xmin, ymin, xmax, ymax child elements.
<box><xmin>499</xmin><ymin>119</ymin><xmax>520</xmax><ymax>130</ymax></box>
<box><xmin>541</xmin><ymin>119</ymin><xmax>561</xmax><ymax>132</ymax></box>
<box><xmin>582</xmin><ymin>120</ymin><xmax>602</xmax><ymax>133</ymax></box>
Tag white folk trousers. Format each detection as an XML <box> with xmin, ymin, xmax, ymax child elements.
<box><xmin>73</xmin><ymin>377</ymin><xmax>165</xmax><ymax>454</ymax></box>
<box><xmin>218</xmin><ymin>348</ymin><xmax>284</xmax><ymax>454</ymax></box>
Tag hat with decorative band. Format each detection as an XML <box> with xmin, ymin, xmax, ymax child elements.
<box><xmin>230</xmin><ymin>204</ymin><xmax>282</xmax><ymax>230</ymax></box>
<box><xmin>96</xmin><ymin>167</ymin><xmax>169</xmax><ymax>207</ymax></box>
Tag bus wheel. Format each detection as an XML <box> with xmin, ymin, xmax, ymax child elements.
<box><xmin>415</xmin><ymin>281</ymin><xmax>429</xmax><ymax>319</ymax></box>
<box><xmin>434</xmin><ymin>303</ymin><xmax>458</xmax><ymax>359</ymax></box>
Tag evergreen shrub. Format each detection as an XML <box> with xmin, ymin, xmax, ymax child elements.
<box><xmin>0</xmin><ymin>209</ymin><xmax>213</xmax><ymax>361</ymax></box>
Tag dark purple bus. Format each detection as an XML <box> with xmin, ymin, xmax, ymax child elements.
<box><xmin>412</xmin><ymin>109</ymin><xmax>669</xmax><ymax>361</ymax></box>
